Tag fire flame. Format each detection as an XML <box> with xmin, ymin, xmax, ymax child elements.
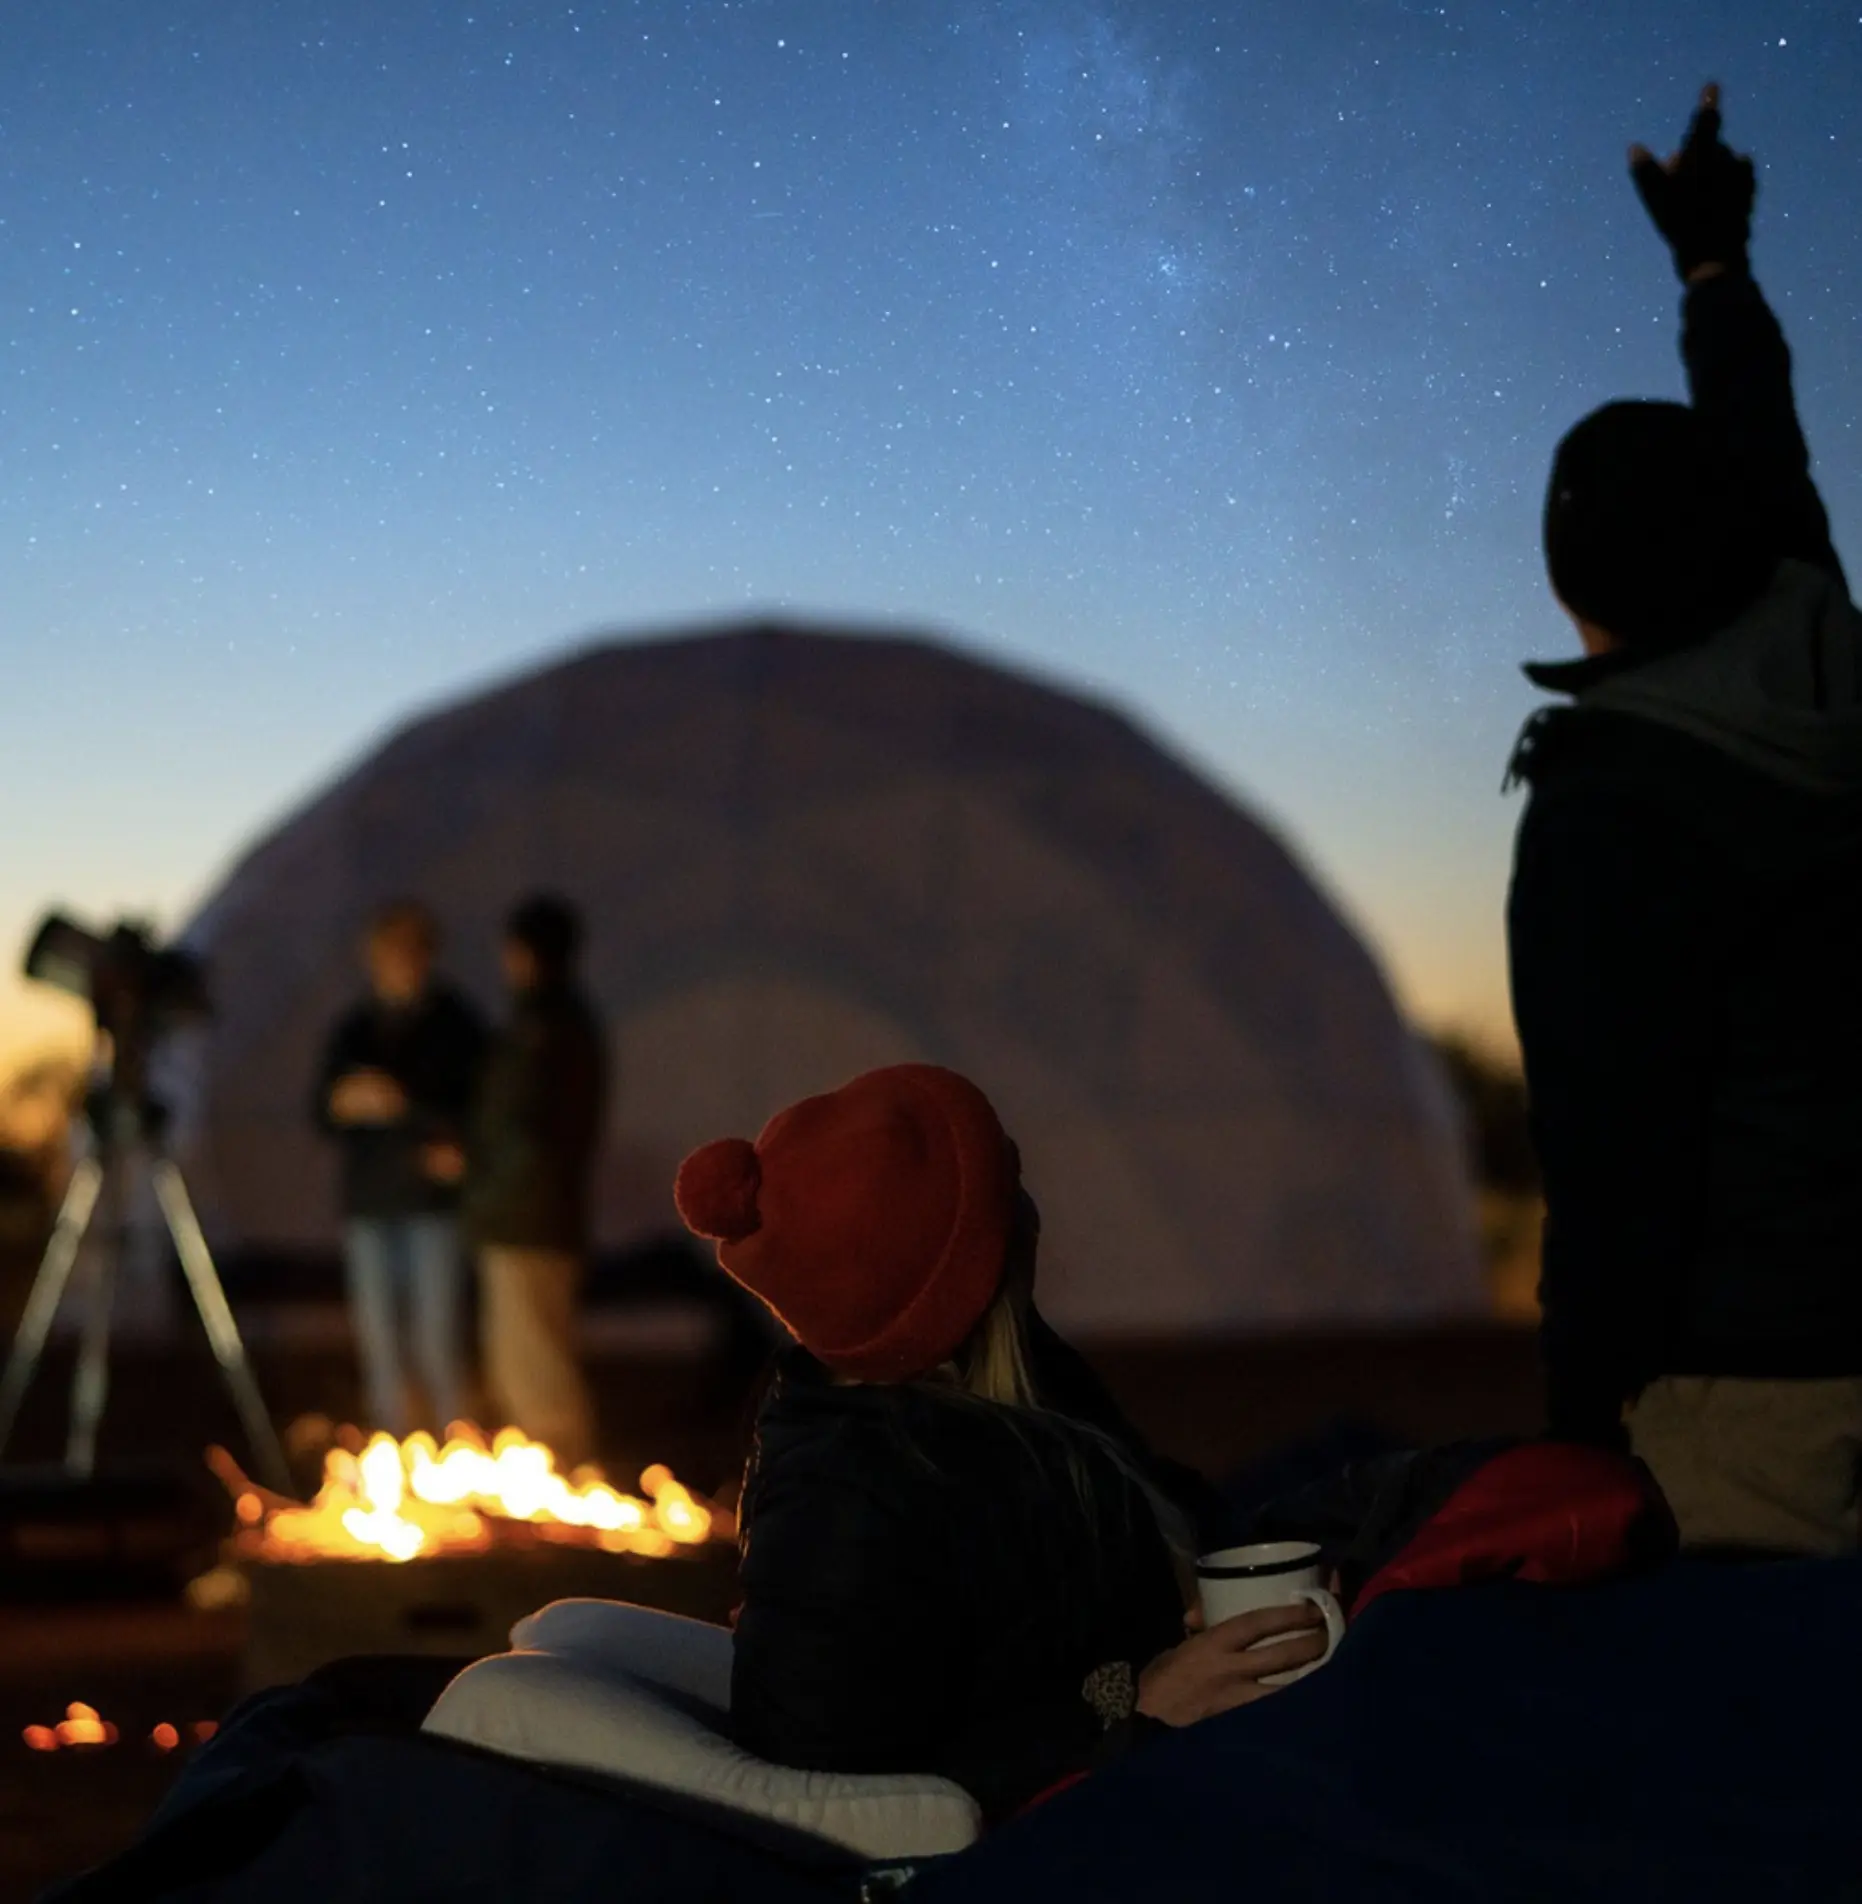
<box><xmin>231</xmin><ymin>1425</ymin><xmax>715</xmax><ymax>1563</ymax></box>
<box><xmin>22</xmin><ymin>1703</ymin><xmax>118</xmax><ymax>1750</ymax></box>
<box><xmin>21</xmin><ymin>1709</ymin><xmax>217</xmax><ymax>1755</ymax></box>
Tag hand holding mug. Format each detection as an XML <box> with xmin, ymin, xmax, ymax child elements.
<box><xmin>1194</xmin><ymin>1540</ymin><xmax>1347</xmax><ymax>1688</ymax></box>
<box><xmin>1137</xmin><ymin>1602</ymin><xmax>1330</xmax><ymax>1726</ymax></box>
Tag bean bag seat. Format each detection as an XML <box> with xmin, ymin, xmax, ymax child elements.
<box><xmin>423</xmin><ymin>1599</ymin><xmax>983</xmax><ymax>1862</ymax></box>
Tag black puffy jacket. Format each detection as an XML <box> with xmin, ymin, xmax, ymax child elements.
<box><xmin>730</xmin><ymin>1346</ymin><xmax>1187</xmax><ymax>1824</ymax></box>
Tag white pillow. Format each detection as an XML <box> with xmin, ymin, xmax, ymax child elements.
<box><xmin>424</xmin><ymin>1636</ymin><xmax>982</xmax><ymax>1861</ymax></box>
<box><xmin>509</xmin><ymin>1599</ymin><xmax>733</xmax><ymax>1710</ymax></box>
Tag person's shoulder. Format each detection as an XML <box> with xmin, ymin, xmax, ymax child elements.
<box><xmin>533</xmin><ymin>985</ymin><xmax>603</xmax><ymax>1057</ymax></box>
<box><xmin>1511</xmin><ymin>700</ymin><xmax>1816</xmax><ymax>800</ymax></box>
<box><xmin>560</xmin><ymin>985</ymin><xmax>603</xmax><ymax>1034</ymax></box>
<box><xmin>1511</xmin><ymin>708</ymin><xmax>1737</xmax><ymax>840</ymax></box>
<box><xmin>1509</xmin><ymin>704</ymin><xmax>1684</xmax><ymax>788</ymax></box>
<box><xmin>744</xmin><ymin>1382</ymin><xmax>950</xmax><ymax>1563</ymax></box>
<box><xmin>426</xmin><ymin>983</ymin><xmax>486</xmax><ymax>1031</ymax></box>
<box><xmin>755</xmin><ymin>1369</ymin><xmax>969</xmax><ymax>1500</ymax></box>
<box><xmin>326</xmin><ymin>996</ymin><xmax>374</xmax><ymax>1042</ymax></box>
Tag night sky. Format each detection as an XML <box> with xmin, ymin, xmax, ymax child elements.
<box><xmin>3</xmin><ymin>2</ymin><xmax>1859</xmax><ymax>1066</ymax></box>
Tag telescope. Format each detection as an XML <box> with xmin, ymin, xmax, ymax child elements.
<box><xmin>23</xmin><ymin>912</ymin><xmax>209</xmax><ymax>1023</ymax></box>
<box><xmin>23</xmin><ymin>913</ymin><xmax>210</xmax><ymax>1128</ymax></box>
<box><xmin>0</xmin><ymin>909</ymin><xmax>289</xmax><ymax>1492</ymax></box>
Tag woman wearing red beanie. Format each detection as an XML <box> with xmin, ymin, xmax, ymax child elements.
<box><xmin>676</xmin><ymin>1063</ymin><xmax>1328</xmax><ymax>1823</ymax></box>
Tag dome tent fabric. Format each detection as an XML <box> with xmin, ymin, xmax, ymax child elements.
<box><xmin>175</xmin><ymin>622</ymin><xmax>1482</xmax><ymax>1336</ymax></box>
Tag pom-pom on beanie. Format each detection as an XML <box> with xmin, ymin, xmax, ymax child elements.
<box><xmin>674</xmin><ymin>1064</ymin><xmax>1020</xmax><ymax>1383</ymax></box>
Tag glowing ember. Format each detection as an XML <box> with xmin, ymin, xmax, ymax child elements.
<box><xmin>151</xmin><ymin>1723</ymin><xmax>180</xmax><ymax>1752</ymax></box>
<box><xmin>223</xmin><ymin>1424</ymin><xmax>716</xmax><ymax>1563</ymax></box>
<box><xmin>22</xmin><ymin>1703</ymin><xmax>120</xmax><ymax>1750</ymax></box>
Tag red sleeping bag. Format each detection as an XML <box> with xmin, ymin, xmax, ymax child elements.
<box><xmin>1351</xmin><ymin>1440</ymin><xmax>1675</xmax><ymax>1617</ymax></box>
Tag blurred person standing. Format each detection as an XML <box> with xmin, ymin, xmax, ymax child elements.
<box><xmin>465</xmin><ymin>895</ymin><xmax>605</xmax><ymax>1467</ymax></box>
<box><xmin>313</xmin><ymin>901</ymin><xmax>486</xmax><ymax>1435</ymax></box>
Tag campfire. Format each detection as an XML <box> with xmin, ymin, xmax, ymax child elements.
<box><xmin>216</xmin><ymin>1424</ymin><xmax>716</xmax><ymax>1564</ymax></box>
<box><xmin>21</xmin><ymin>1708</ymin><xmax>218</xmax><ymax>1754</ymax></box>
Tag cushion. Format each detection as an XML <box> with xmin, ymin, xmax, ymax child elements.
<box><xmin>423</xmin><ymin>1605</ymin><xmax>982</xmax><ymax>1862</ymax></box>
<box><xmin>509</xmin><ymin>1598</ymin><xmax>734</xmax><ymax>1710</ymax></box>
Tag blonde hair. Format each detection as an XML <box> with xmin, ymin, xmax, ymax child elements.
<box><xmin>917</xmin><ymin>1242</ymin><xmax>1193</xmax><ymax>1569</ymax></box>
<box><xmin>950</xmin><ymin>1253</ymin><xmax>1041</xmax><ymax>1410</ymax></box>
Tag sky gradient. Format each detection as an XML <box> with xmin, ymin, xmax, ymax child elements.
<box><xmin>3</xmin><ymin>1</ymin><xmax>1859</xmax><ymax>1069</ymax></box>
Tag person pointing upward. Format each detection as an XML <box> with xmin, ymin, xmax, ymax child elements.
<box><xmin>1508</xmin><ymin>85</ymin><xmax>1862</xmax><ymax>1554</ymax></box>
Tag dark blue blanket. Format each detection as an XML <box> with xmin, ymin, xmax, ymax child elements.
<box><xmin>918</xmin><ymin>1554</ymin><xmax>1862</xmax><ymax>1902</ymax></box>
<box><xmin>49</xmin><ymin>1558</ymin><xmax>1862</xmax><ymax>1902</ymax></box>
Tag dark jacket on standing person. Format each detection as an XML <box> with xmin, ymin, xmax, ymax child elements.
<box><xmin>312</xmin><ymin>988</ymin><xmax>487</xmax><ymax>1220</ymax></box>
<box><xmin>465</xmin><ymin>980</ymin><xmax>606</xmax><ymax>1253</ymax></box>
<box><xmin>730</xmin><ymin>1346</ymin><xmax>1187</xmax><ymax>1825</ymax></box>
<box><xmin>1508</xmin><ymin>271</ymin><xmax>1862</xmax><ymax>1443</ymax></box>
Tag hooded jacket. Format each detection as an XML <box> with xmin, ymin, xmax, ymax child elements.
<box><xmin>1542</xmin><ymin>559</ymin><xmax>1862</xmax><ymax>790</ymax></box>
<box><xmin>1508</xmin><ymin>276</ymin><xmax>1862</xmax><ymax>1440</ymax></box>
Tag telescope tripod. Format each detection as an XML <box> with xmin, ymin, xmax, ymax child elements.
<box><xmin>0</xmin><ymin>1115</ymin><xmax>292</xmax><ymax>1493</ymax></box>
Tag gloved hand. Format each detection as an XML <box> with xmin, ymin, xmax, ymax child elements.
<box><xmin>1629</xmin><ymin>82</ymin><xmax>1756</xmax><ymax>283</ymax></box>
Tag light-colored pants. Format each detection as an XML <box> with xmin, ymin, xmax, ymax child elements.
<box><xmin>344</xmin><ymin>1215</ymin><xmax>469</xmax><ymax>1436</ymax></box>
<box><xmin>479</xmin><ymin>1245</ymin><xmax>596</xmax><ymax>1470</ymax></box>
<box><xmin>1626</xmin><ymin>1374</ymin><xmax>1862</xmax><ymax>1556</ymax></box>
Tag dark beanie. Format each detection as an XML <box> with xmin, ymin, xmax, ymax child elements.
<box><xmin>505</xmin><ymin>893</ymin><xmax>582</xmax><ymax>974</ymax></box>
<box><xmin>1543</xmin><ymin>401</ymin><xmax>1775</xmax><ymax>652</ymax></box>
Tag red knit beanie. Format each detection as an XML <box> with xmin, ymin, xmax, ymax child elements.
<box><xmin>673</xmin><ymin>1065</ymin><xmax>1021</xmax><ymax>1383</ymax></box>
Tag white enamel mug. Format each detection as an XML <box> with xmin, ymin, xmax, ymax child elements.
<box><xmin>1194</xmin><ymin>1539</ymin><xmax>1346</xmax><ymax>1686</ymax></box>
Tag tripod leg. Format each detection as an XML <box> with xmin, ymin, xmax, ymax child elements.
<box><xmin>150</xmin><ymin>1160</ymin><xmax>293</xmax><ymax>1495</ymax></box>
<box><xmin>65</xmin><ymin>1164</ymin><xmax>122</xmax><ymax>1477</ymax></box>
<box><xmin>0</xmin><ymin>1156</ymin><xmax>104</xmax><ymax>1459</ymax></box>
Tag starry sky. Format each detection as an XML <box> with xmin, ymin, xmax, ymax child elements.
<box><xmin>3</xmin><ymin>1</ymin><xmax>1859</xmax><ymax>1069</ymax></box>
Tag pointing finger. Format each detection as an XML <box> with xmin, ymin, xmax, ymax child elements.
<box><xmin>1685</xmin><ymin>84</ymin><xmax>1723</xmax><ymax>156</ymax></box>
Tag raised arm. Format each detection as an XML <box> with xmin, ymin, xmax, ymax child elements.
<box><xmin>1681</xmin><ymin>273</ymin><xmax>1844</xmax><ymax>589</ymax></box>
<box><xmin>1632</xmin><ymin>85</ymin><xmax>1847</xmax><ymax>591</ymax></box>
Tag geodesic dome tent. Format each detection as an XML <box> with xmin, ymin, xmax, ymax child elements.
<box><xmin>175</xmin><ymin>622</ymin><xmax>1482</xmax><ymax>1336</ymax></box>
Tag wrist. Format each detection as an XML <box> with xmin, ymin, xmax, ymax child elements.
<box><xmin>1134</xmin><ymin>1655</ymin><xmax>1176</xmax><ymax>1725</ymax></box>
